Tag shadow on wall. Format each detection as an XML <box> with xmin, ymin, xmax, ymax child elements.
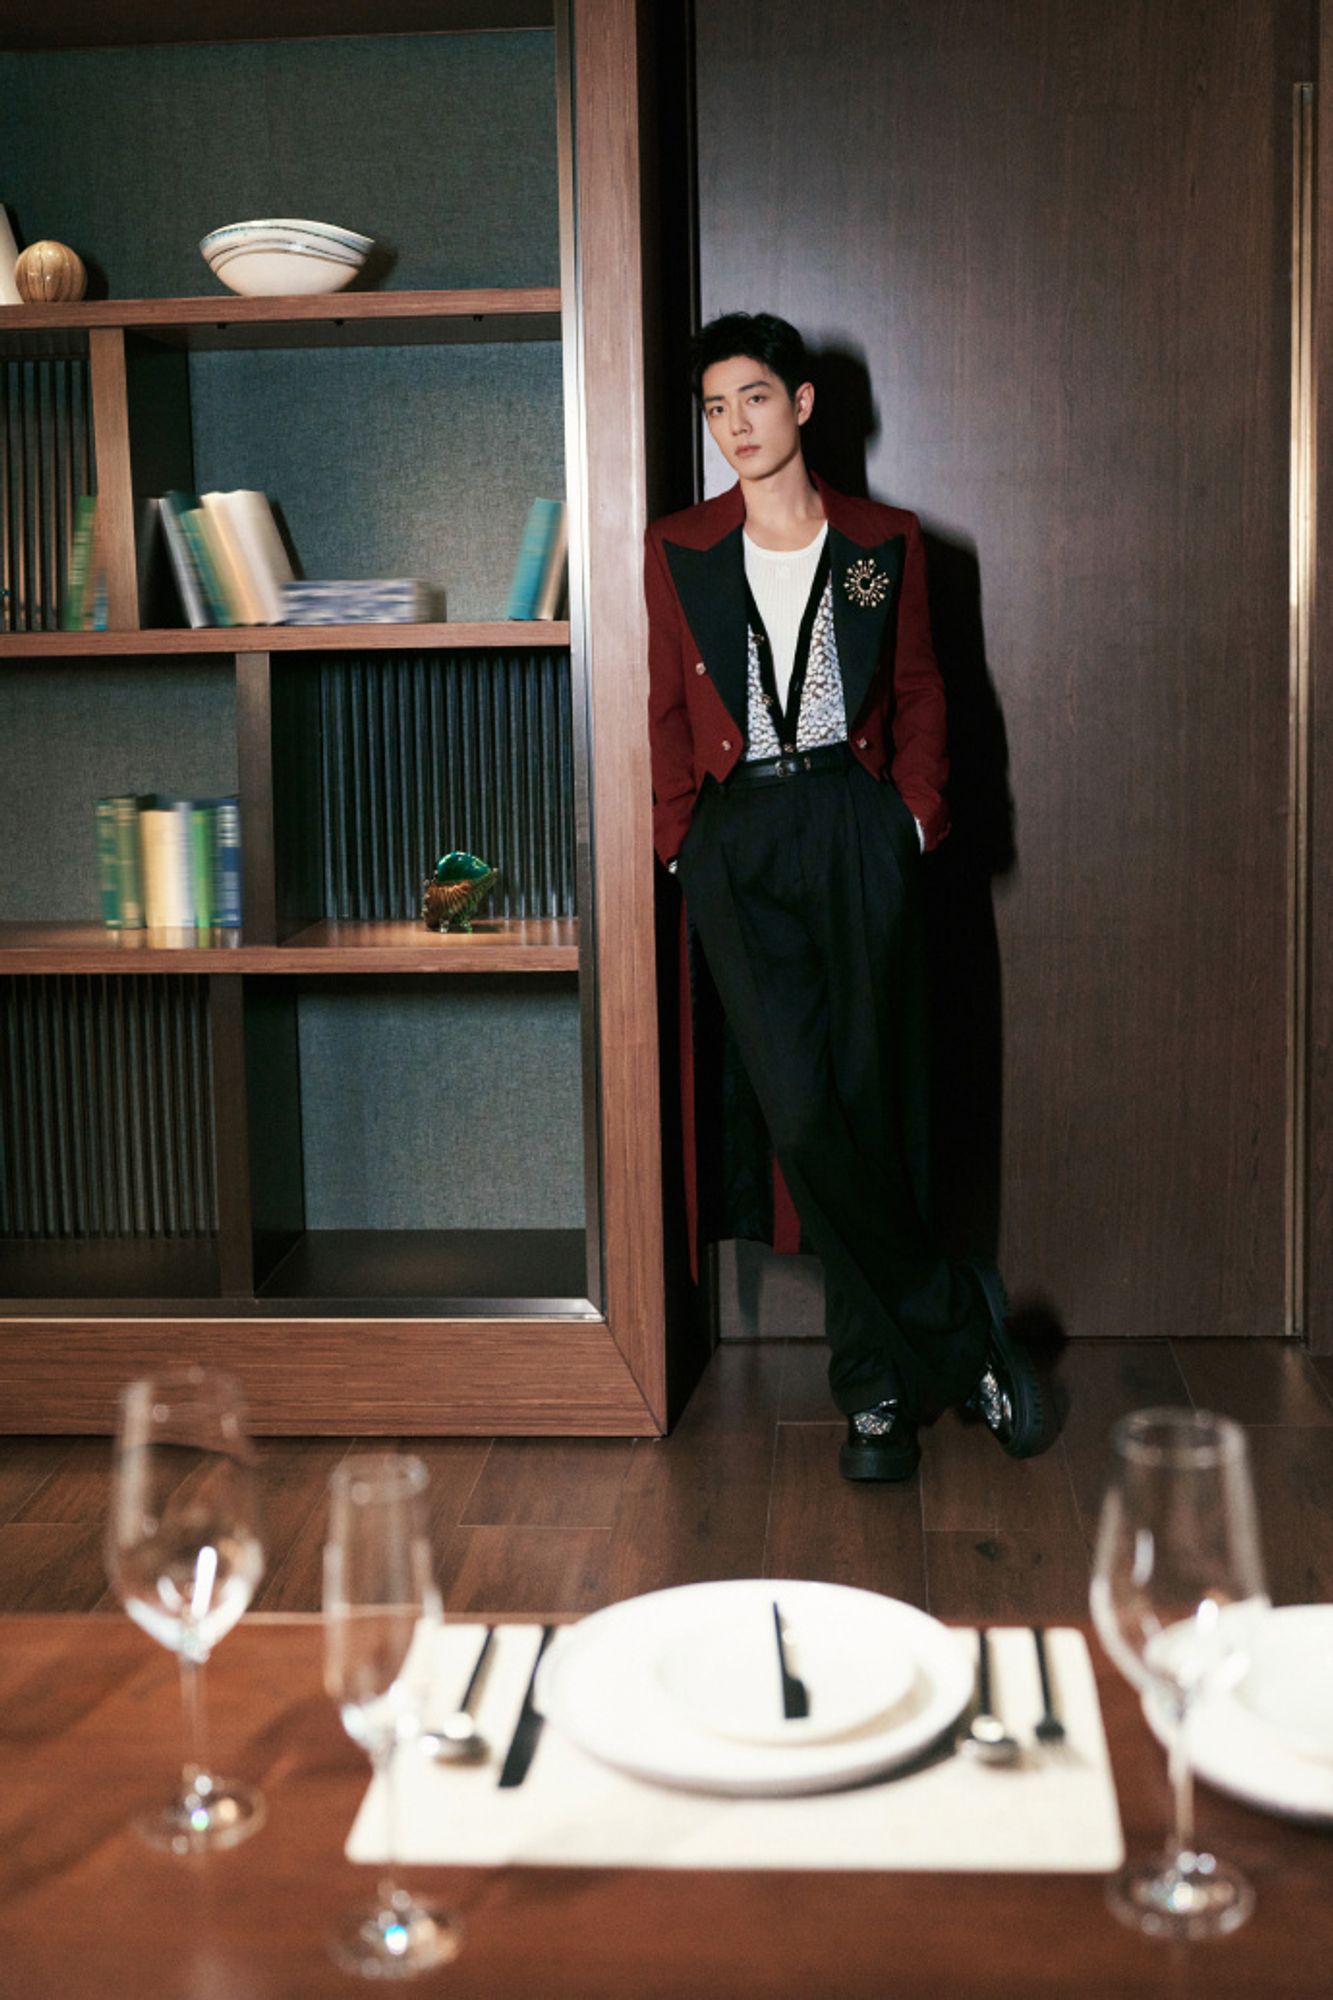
<box><xmin>806</xmin><ymin>341</ymin><xmax>1016</xmax><ymax>1264</ymax></box>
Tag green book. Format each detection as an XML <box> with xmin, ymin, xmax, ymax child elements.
<box><xmin>93</xmin><ymin>796</ymin><xmax>144</xmax><ymax>928</ymax></box>
<box><xmin>62</xmin><ymin>496</ymin><xmax>98</xmax><ymax>632</ymax></box>
<box><xmin>190</xmin><ymin>801</ymin><xmax>215</xmax><ymax>931</ymax></box>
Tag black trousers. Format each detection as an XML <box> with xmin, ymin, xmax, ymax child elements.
<box><xmin>677</xmin><ymin>750</ymin><xmax>990</xmax><ymax>1421</ymax></box>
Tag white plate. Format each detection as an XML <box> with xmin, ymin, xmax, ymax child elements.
<box><xmin>1236</xmin><ymin>1604</ymin><xmax>1333</xmax><ymax>1764</ymax></box>
<box><xmin>535</xmin><ymin>1579</ymin><xmax>972</xmax><ymax>1796</ymax></box>
<box><xmin>1143</xmin><ymin>1606</ymin><xmax>1333</xmax><ymax>1826</ymax></box>
<box><xmin>654</xmin><ymin>1590</ymin><xmax>915</xmax><ymax>1745</ymax></box>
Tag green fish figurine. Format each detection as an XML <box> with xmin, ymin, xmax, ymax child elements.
<box><xmin>421</xmin><ymin>850</ymin><xmax>499</xmax><ymax>933</ymax></box>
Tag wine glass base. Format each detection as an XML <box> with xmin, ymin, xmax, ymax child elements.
<box><xmin>328</xmin><ymin>1891</ymin><xmax>461</xmax><ymax>1981</ymax></box>
<box><xmin>1105</xmin><ymin>1851</ymin><xmax>1256</xmax><ymax>1940</ymax></box>
<box><xmin>133</xmin><ymin>1779</ymin><xmax>266</xmax><ymax>1855</ymax></box>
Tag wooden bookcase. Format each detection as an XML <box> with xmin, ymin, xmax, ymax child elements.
<box><xmin>0</xmin><ymin>0</ymin><xmax>696</xmax><ymax>1434</ymax></box>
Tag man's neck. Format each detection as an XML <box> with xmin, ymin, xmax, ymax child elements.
<box><xmin>739</xmin><ymin>456</ymin><xmax>824</xmax><ymax>547</ymax></box>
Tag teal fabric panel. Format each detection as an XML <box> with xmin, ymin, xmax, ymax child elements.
<box><xmin>188</xmin><ymin>342</ymin><xmax>564</xmax><ymax>617</ymax></box>
<box><xmin>295</xmin><ymin>978</ymin><xmax>584</xmax><ymax>1228</ymax></box>
<box><xmin>0</xmin><ymin>663</ymin><xmax>238</xmax><ymax>922</ymax></box>
<box><xmin>0</xmin><ymin>32</ymin><xmax>557</xmax><ymax>296</ymax></box>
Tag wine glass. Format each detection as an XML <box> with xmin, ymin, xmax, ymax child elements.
<box><xmin>105</xmin><ymin>1364</ymin><xmax>266</xmax><ymax>1853</ymax></box>
<box><xmin>1090</xmin><ymin>1406</ymin><xmax>1269</xmax><ymax>1939</ymax></box>
<box><xmin>323</xmin><ymin>1452</ymin><xmax>459</xmax><ymax>1980</ymax></box>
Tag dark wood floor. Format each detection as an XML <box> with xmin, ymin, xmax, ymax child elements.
<box><xmin>2</xmin><ymin>1338</ymin><xmax>1331</xmax><ymax>1621</ymax></box>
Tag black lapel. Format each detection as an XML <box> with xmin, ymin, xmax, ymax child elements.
<box><xmin>663</xmin><ymin>527</ymin><xmax>749</xmax><ymax>736</ymax></box>
<box><xmin>829</xmin><ymin>528</ymin><xmax>905</xmax><ymax>726</ymax></box>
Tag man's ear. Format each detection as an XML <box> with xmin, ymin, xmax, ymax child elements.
<box><xmin>795</xmin><ymin>381</ymin><xmax>815</xmax><ymax>426</ymax></box>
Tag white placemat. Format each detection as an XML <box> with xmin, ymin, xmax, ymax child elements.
<box><xmin>346</xmin><ymin>1621</ymin><xmax>1124</xmax><ymax>1873</ymax></box>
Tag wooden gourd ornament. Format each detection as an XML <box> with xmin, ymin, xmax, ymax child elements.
<box><xmin>14</xmin><ymin>241</ymin><xmax>87</xmax><ymax>302</ymax></box>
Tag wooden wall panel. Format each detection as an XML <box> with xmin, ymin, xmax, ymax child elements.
<box><xmin>695</xmin><ymin>0</ymin><xmax>1310</xmax><ymax>1339</ymax></box>
<box><xmin>1309</xmin><ymin>0</ymin><xmax>1333</xmax><ymax>1354</ymax></box>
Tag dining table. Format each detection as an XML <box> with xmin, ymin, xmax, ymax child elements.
<box><xmin>0</xmin><ymin>1610</ymin><xmax>1327</xmax><ymax>1998</ymax></box>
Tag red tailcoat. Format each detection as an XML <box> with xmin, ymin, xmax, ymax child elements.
<box><xmin>644</xmin><ymin>469</ymin><xmax>950</xmax><ymax>1270</ymax></box>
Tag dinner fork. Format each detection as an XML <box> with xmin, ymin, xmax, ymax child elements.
<box><xmin>1030</xmin><ymin>1625</ymin><xmax>1067</xmax><ymax>1748</ymax></box>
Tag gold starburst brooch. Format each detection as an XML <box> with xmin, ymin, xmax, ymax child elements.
<box><xmin>843</xmin><ymin>556</ymin><xmax>891</xmax><ymax>608</ymax></box>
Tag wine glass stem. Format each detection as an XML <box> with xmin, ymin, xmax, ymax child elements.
<box><xmin>179</xmin><ymin>1646</ymin><xmax>214</xmax><ymax>1798</ymax></box>
<box><xmin>374</xmin><ymin>1739</ymin><xmax>402</xmax><ymax>1913</ymax></box>
<box><xmin>1167</xmin><ymin>1698</ymin><xmax>1195</xmax><ymax>1863</ymax></box>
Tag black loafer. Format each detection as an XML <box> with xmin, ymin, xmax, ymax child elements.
<box><xmin>962</xmin><ymin>1258</ymin><xmax>1046</xmax><ymax>1458</ymax></box>
<box><xmin>839</xmin><ymin>1398</ymin><xmax>921</xmax><ymax>1482</ymax></box>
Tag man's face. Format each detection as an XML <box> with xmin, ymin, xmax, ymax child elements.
<box><xmin>700</xmin><ymin>355</ymin><xmax>813</xmax><ymax>481</ymax></box>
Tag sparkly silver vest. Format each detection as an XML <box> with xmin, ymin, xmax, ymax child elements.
<box><xmin>745</xmin><ymin>574</ymin><xmax>848</xmax><ymax>759</ymax></box>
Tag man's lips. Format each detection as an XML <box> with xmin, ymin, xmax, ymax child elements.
<box><xmin>735</xmin><ymin>445</ymin><xmax>759</xmax><ymax>456</ymax></box>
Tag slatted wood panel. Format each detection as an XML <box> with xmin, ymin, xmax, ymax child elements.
<box><xmin>0</xmin><ymin>975</ymin><xmax>215</xmax><ymax>1237</ymax></box>
<box><xmin>318</xmin><ymin>650</ymin><xmax>576</xmax><ymax>921</ymax></box>
<box><xmin>0</xmin><ymin>349</ymin><xmax>92</xmax><ymax>633</ymax></box>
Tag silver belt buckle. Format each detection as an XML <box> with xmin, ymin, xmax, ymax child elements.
<box><xmin>776</xmin><ymin>755</ymin><xmax>799</xmax><ymax>779</ymax></box>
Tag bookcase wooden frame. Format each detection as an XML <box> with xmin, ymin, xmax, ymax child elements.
<box><xmin>0</xmin><ymin>0</ymin><xmax>688</xmax><ymax>1437</ymax></box>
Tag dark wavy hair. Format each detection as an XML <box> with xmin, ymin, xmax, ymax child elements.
<box><xmin>688</xmin><ymin>311</ymin><xmax>811</xmax><ymax>403</ymax></box>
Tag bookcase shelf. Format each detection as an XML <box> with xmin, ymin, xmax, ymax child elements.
<box><xmin>0</xmin><ymin>622</ymin><xmax>571</xmax><ymax>659</ymax></box>
<box><xmin>0</xmin><ymin>0</ymin><xmax>693</xmax><ymax>1438</ymax></box>
<box><xmin>0</xmin><ymin>919</ymin><xmax>579</xmax><ymax>974</ymax></box>
<box><xmin>0</xmin><ymin>288</ymin><xmax>562</xmax><ymax>353</ymax></box>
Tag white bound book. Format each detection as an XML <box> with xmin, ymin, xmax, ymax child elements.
<box><xmin>139</xmin><ymin>797</ymin><xmax>194</xmax><ymax>928</ymax></box>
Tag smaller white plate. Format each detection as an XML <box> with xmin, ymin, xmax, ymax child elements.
<box><xmin>655</xmin><ymin>1592</ymin><xmax>915</xmax><ymax>1745</ymax></box>
<box><xmin>536</xmin><ymin>1579</ymin><xmax>972</xmax><ymax>1797</ymax></box>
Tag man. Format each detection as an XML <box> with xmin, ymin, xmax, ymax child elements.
<box><xmin>645</xmin><ymin>310</ymin><xmax>1045</xmax><ymax>1480</ymax></box>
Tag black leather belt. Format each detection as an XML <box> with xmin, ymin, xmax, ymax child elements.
<box><xmin>725</xmin><ymin>742</ymin><xmax>852</xmax><ymax>789</ymax></box>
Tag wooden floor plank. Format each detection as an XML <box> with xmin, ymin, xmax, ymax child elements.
<box><xmin>920</xmin><ymin>1409</ymin><xmax>1083</xmax><ymax>1539</ymax></box>
<box><xmin>602</xmin><ymin>1344</ymin><xmax>784</xmax><ymax>1601</ymax></box>
<box><xmin>1170</xmin><ymin>1339</ymin><xmax>1333</xmax><ymax>1427</ymax></box>
<box><xmin>924</xmin><ymin>1527</ymin><xmax>1091</xmax><ymax>1625</ymax></box>
<box><xmin>1310</xmin><ymin>1355</ymin><xmax>1333</xmax><ymax>1411</ymax></box>
<box><xmin>0</xmin><ymin>1523</ymin><xmax>109</xmax><ymax>1612</ymax></box>
<box><xmin>0</xmin><ymin>1437</ymin><xmax>77</xmax><ymax>1525</ymax></box>
<box><xmin>439</xmin><ymin>1524</ymin><xmax>611</xmax><ymax>1615</ymax></box>
<box><xmin>765</xmin><ymin>1423</ymin><xmax>926</xmax><ymax>1604</ymax></box>
<box><xmin>778</xmin><ymin>1340</ymin><xmax>836</xmax><ymax>1422</ymax></box>
<box><xmin>248</xmin><ymin>1438</ymin><xmax>355</xmax><ymax>1612</ymax></box>
<box><xmin>9</xmin><ymin>1437</ymin><xmax>112</xmax><ymax>1523</ymax></box>
<box><xmin>460</xmin><ymin>1438</ymin><xmax>635</xmax><ymax>1529</ymax></box>
<box><xmin>1055</xmin><ymin>1341</ymin><xmax>1191</xmax><ymax>1539</ymax></box>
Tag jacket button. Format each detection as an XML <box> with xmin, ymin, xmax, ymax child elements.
<box><xmin>721</xmin><ymin>739</ymin><xmax>733</xmax><ymax>752</ymax></box>
<box><xmin>695</xmin><ymin>661</ymin><xmax>706</xmax><ymax>674</ymax></box>
<box><xmin>855</xmin><ymin>736</ymin><xmax>869</xmax><ymax>749</ymax></box>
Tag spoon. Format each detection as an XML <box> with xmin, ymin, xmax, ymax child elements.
<box><xmin>961</xmin><ymin>1627</ymin><xmax>1021</xmax><ymax>1765</ymax></box>
<box><xmin>420</xmin><ymin>1626</ymin><xmax>495</xmax><ymax>1763</ymax></box>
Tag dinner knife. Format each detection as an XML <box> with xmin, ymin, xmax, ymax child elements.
<box><xmin>772</xmin><ymin>1600</ymin><xmax>810</xmax><ymax>1720</ymax></box>
<box><xmin>497</xmin><ymin>1624</ymin><xmax>555</xmax><ymax>1788</ymax></box>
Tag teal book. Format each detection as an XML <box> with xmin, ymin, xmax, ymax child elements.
<box><xmin>212</xmin><ymin>796</ymin><xmax>242</xmax><ymax>928</ymax></box>
<box><xmin>93</xmin><ymin>799</ymin><xmax>121</xmax><ymax>926</ymax></box>
<box><xmin>156</xmin><ymin>493</ymin><xmax>212</xmax><ymax>628</ymax></box>
<box><xmin>175</xmin><ymin>498</ymin><xmax>235</xmax><ymax>626</ymax></box>
<box><xmin>506</xmin><ymin>498</ymin><xmax>562</xmax><ymax>619</ymax></box>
